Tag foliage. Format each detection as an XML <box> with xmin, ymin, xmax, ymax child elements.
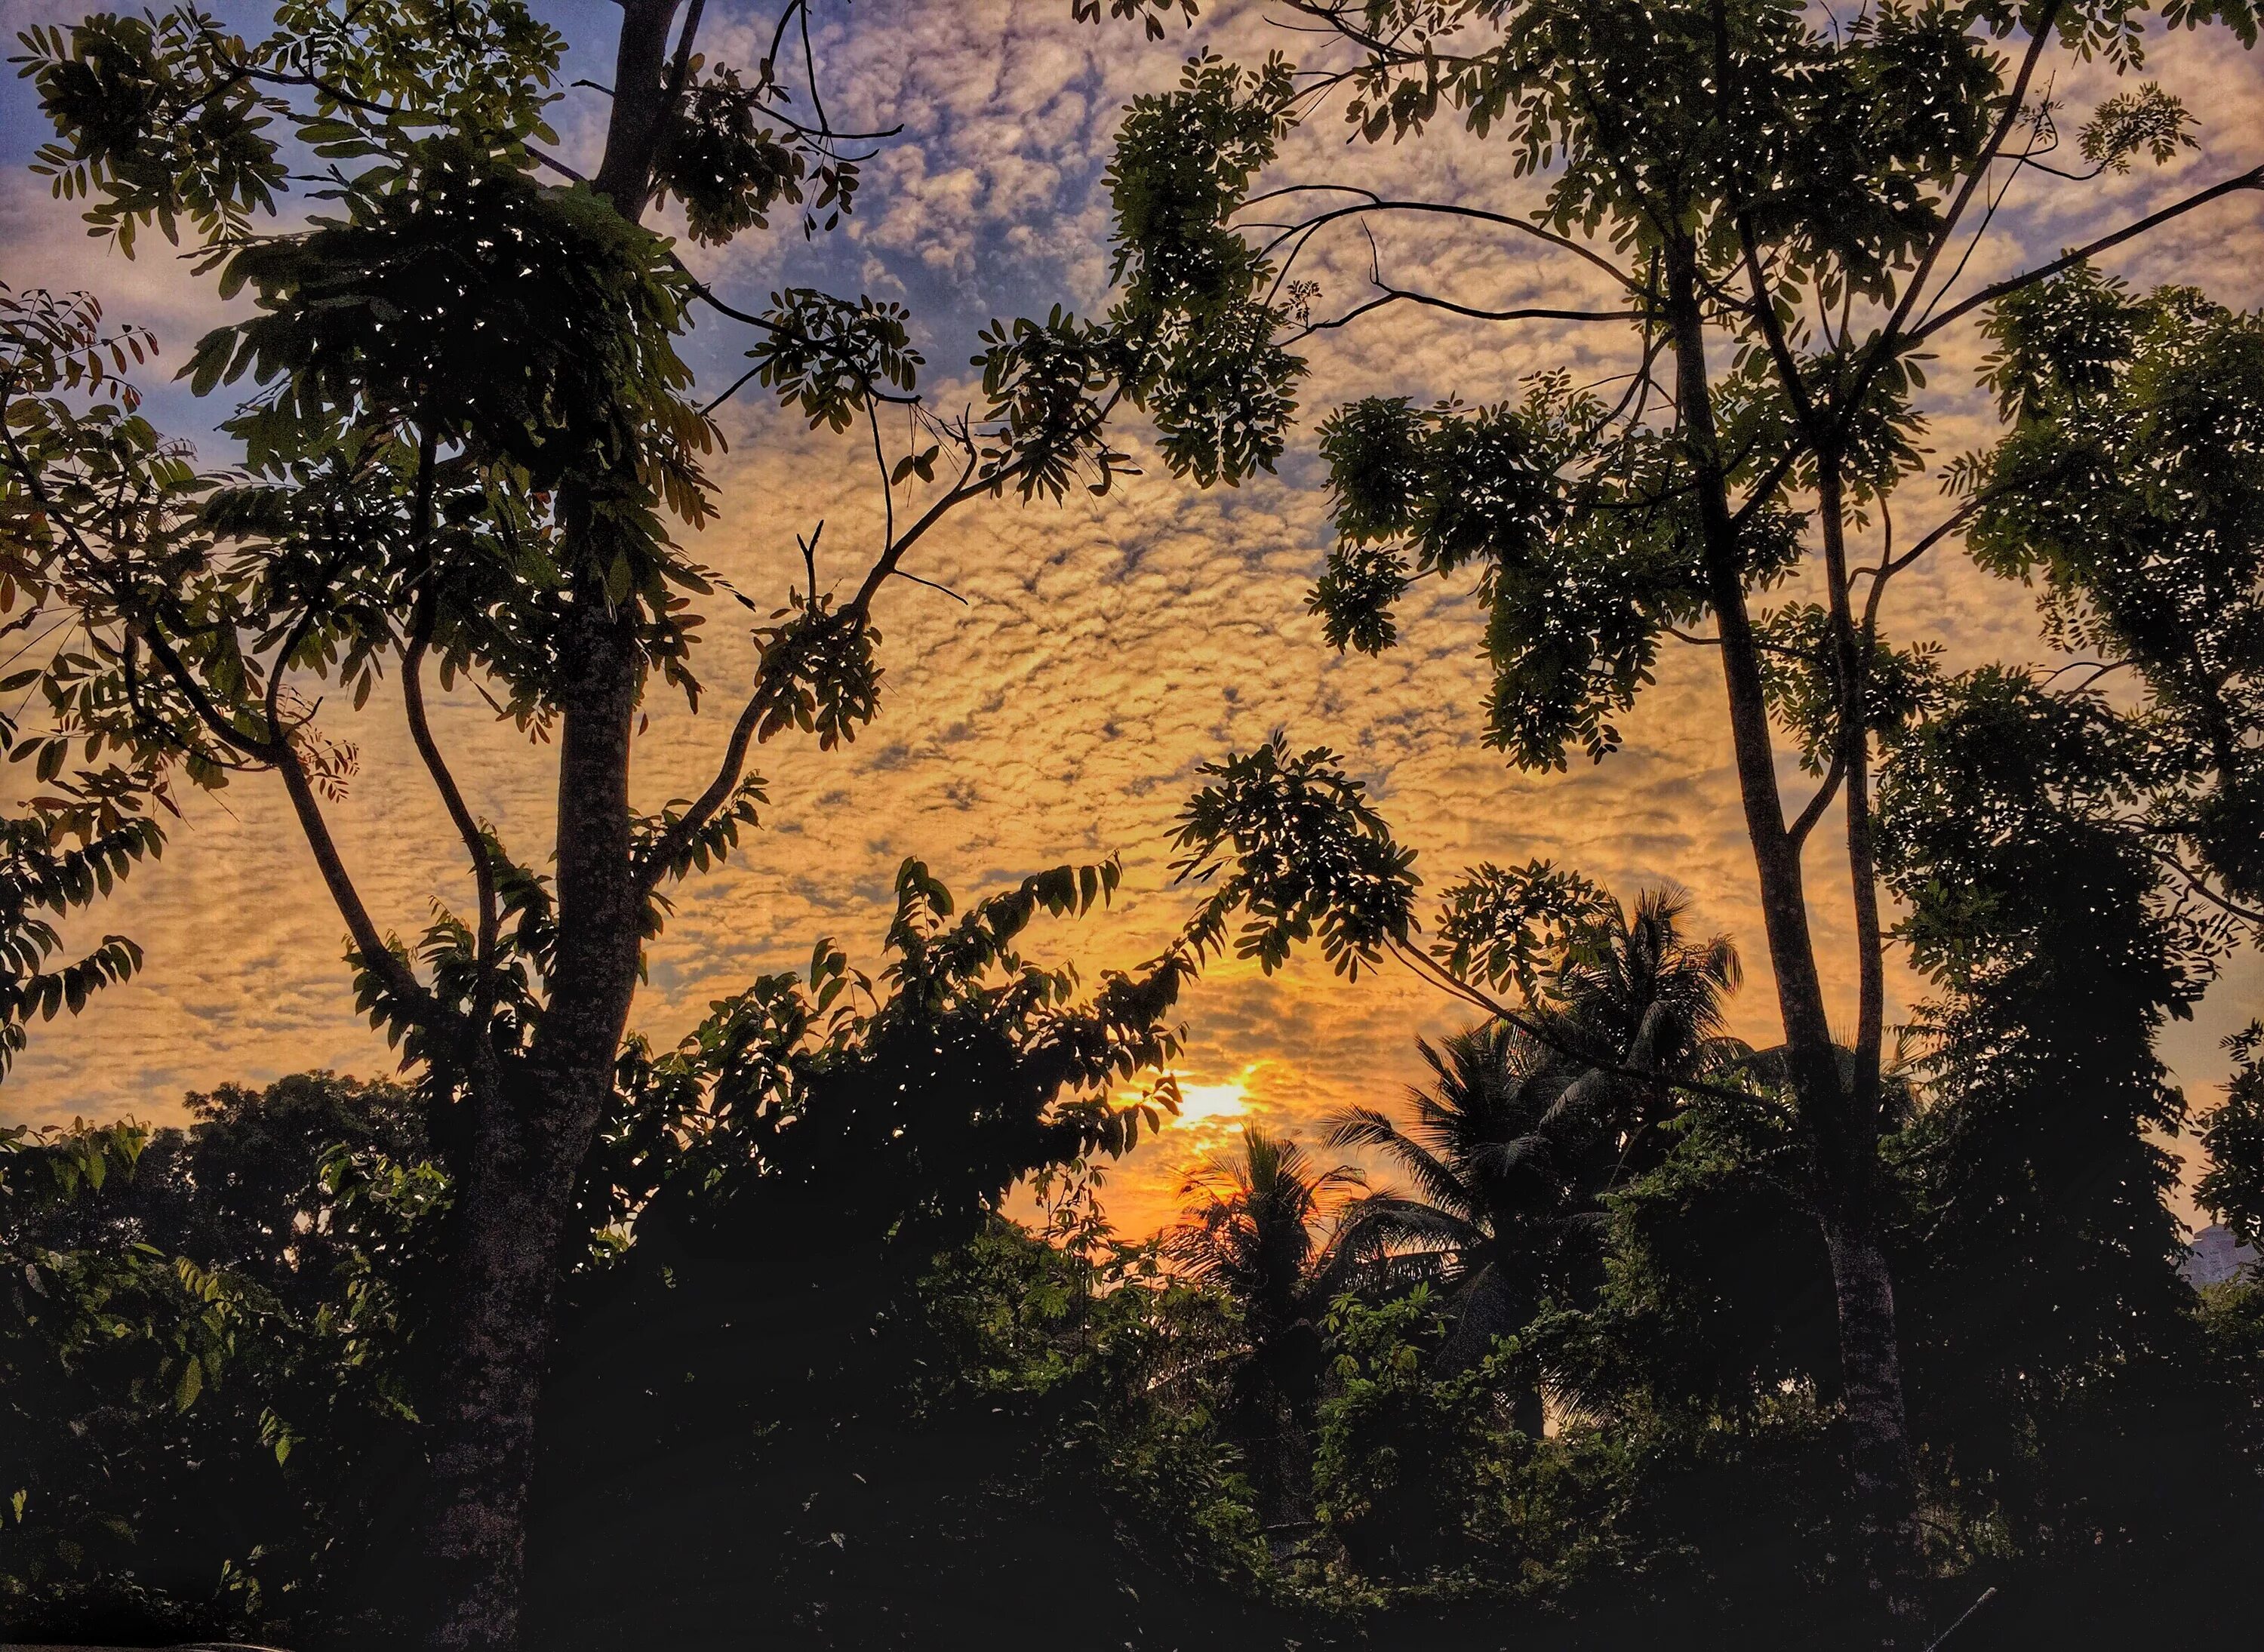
<box><xmin>1170</xmin><ymin>733</ymin><xmax>1420</xmax><ymax>979</ymax></box>
<box><xmin>921</xmin><ymin>1216</ymin><xmax>1273</xmax><ymax>1588</ymax></box>
<box><xmin>1</xmin><ymin>1076</ymin><xmax>435</xmax><ymax>1641</ymax></box>
<box><xmin>2200</xmin><ymin>1023</ymin><xmax>2264</xmax><ymax>1256</ymax></box>
<box><xmin>1970</xmin><ymin>274</ymin><xmax>2264</xmax><ymax>899</ymax></box>
<box><xmin>1312</xmin><ymin>382</ymin><xmax>1804</xmax><ymax>768</ymax></box>
<box><xmin>1876</xmin><ymin>664</ymin><xmax>2236</xmax><ymax>1557</ymax></box>
<box><xmin>1167</xmin><ymin>1127</ymin><xmax>1363</xmax><ymax>1390</ymax></box>
<box><xmin>583</xmin><ymin>856</ymin><xmax>1192</xmax><ymax>1259</ymax></box>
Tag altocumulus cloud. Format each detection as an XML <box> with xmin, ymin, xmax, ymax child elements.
<box><xmin>2</xmin><ymin>0</ymin><xmax>2259</xmax><ymax>1232</ymax></box>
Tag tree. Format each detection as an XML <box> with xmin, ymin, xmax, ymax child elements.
<box><xmin>0</xmin><ymin>2</ymin><xmax>1203</xmax><ymax>1641</ymax></box>
<box><xmin>1167</xmin><ymin>1124</ymin><xmax>1362</xmax><ymax>1521</ymax></box>
<box><xmin>2201</xmin><ymin>1029</ymin><xmax>2264</xmax><ymax>1260</ymax></box>
<box><xmin>1330</xmin><ymin>1020</ymin><xmax>1597</xmax><ymax>1438</ymax></box>
<box><xmin>1875</xmin><ymin>666</ymin><xmax>2228</xmax><ymax>1549</ymax></box>
<box><xmin>2</xmin><ymin>1081</ymin><xmax>438</xmax><ymax>1638</ymax></box>
<box><xmin>1329</xmin><ymin>890</ymin><xmax>1740</xmax><ymax>1430</ymax></box>
<box><xmin>1090</xmin><ymin>0</ymin><xmax>2261</xmax><ymax>1632</ymax></box>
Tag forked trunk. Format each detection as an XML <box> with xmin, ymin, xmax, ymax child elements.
<box><xmin>402</xmin><ymin>6</ymin><xmax>685</xmax><ymax>1644</ymax></box>
<box><xmin>1662</xmin><ymin>247</ymin><xmax>1924</xmax><ymax>1641</ymax></box>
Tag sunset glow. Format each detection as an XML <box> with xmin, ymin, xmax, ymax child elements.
<box><xmin>0</xmin><ymin>0</ymin><xmax>2258</xmax><ymax>1244</ymax></box>
<box><xmin>1169</xmin><ymin>1075</ymin><xmax>1254</xmax><ymax>1133</ymax></box>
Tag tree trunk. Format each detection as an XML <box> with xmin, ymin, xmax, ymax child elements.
<box><xmin>1662</xmin><ymin>247</ymin><xmax>1924</xmax><ymax>1640</ymax></box>
<box><xmin>1825</xmin><ymin>1219</ymin><xmax>1924</xmax><ymax>1638</ymax></box>
<box><xmin>409</xmin><ymin>5</ymin><xmax>686</xmax><ymax>1644</ymax></box>
<box><xmin>416</xmin><ymin>596</ymin><xmax>651</xmax><ymax>1647</ymax></box>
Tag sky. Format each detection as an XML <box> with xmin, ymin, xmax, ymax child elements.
<box><xmin>3</xmin><ymin>0</ymin><xmax>2262</xmax><ymax>1239</ymax></box>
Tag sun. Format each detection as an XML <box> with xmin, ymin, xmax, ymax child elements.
<box><xmin>1172</xmin><ymin>1078</ymin><xmax>1251</xmax><ymax>1127</ymax></box>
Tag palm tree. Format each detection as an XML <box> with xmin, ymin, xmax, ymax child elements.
<box><xmin>1553</xmin><ymin>884</ymin><xmax>1744</xmax><ymax>1170</ymax></box>
<box><xmin>1167</xmin><ymin>1125</ymin><xmax>1363</xmax><ymax>1528</ymax></box>
<box><xmin>1328</xmin><ymin>888</ymin><xmax>1743</xmax><ymax>1432</ymax></box>
<box><xmin>1327</xmin><ymin>1021</ymin><xmax>1592</xmax><ymax>1436</ymax></box>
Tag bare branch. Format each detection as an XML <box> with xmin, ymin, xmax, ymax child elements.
<box><xmin>1911</xmin><ymin>162</ymin><xmax>2264</xmax><ymax>344</ymax></box>
<box><xmin>1786</xmin><ymin>745</ymin><xmax>1848</xmax><ymax>852</ymax></box>
<box><xmin>403</xmin><ymin>602</ymin><xmax>499</xmax><ymax>969</ymax></box>
<box><xmin>1250</xmin><ymin>198</ymin><xmax>1643</xmax><ymax>298</ymax></box>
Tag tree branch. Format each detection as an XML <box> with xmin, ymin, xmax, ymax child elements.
<box><xmin>1910</xmin><ymin>162</ymin><xmax>2264</xmax><ymax>343</ymax></box>
<box><xmin>1875</xmin><ymin>3</ymin><xmax>2066</xmax><ymax>355</ymax></box>
<box><xmin>1290</xmin><ymin>285</ymin><xmax>1642</xmax><ymax>340</ymax></box>
<box><xmin>1250</xmin><ymin>198</ymin><xmax>1643</xmax><ymax>297</ymax></box>
<box><xmin>1786</xmin><ymin>745</ymin><xmax>1849</xmax><ymax>852</ymax></box>
<box><xmin>403</xmin><ymin>601</ymin><xmax>499</xmax><ymax>971</ymax></box>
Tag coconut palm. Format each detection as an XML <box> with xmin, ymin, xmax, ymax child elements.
<box><xmin>1167</xmin><ymin>1125</ymin><xmax>1363</xmax><ymax>1529</ymax></box>
<box><xmin>1169</xmin><ymin>1126</ymin><xmax>1364</xmax><ymax>1395</ymax></box>
<box><xmin>1552</xmin><ymin>884</ymin><xmax>1745</xmax><ymax>1170</ymax></box>
<box><xmin>1328</xmin><ymin>888</ymin><xmax>1743</xmax><ymax>1431</ymax></box>
<box><xmin>1327</xmin><ymin>1021</ymin><xmax>1594</xmax><ymax>1435</ymax></box>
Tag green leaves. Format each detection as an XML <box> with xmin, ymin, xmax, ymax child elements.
<box><xmin>1754</xmin><ymin>603</ymin><xmax>1943</xmax><ymax>777</ymax></box>
<box><xmin>752</xmin><ymin>290</ymin><xmax>923</xmax><ymax>432</ymax></box>
<box><xmin>198</xmin><ymin>138</ymin><xmax>709</xmax><ymax>502</ymax></box>
<box><xmin>2078</xmin><ymin>82</ymin><xmax>2198</xmax><ymax>172</ymax></box>
<box><xmin>749</xmin><ymin>589</ymin><xmax>884</xmax><ymax>751</ymax></box>
<box><xmin>16</xmin><ymin>8</ymin><xmax>289</xmax><ymax>257</ymax></box>
<box><xmin>1433</xmin><ymin>860</ymin><xmax>1614</xmax><ymax>1002</ymax></box>
<box><xmin>1969</xmin><ymin>272</ymin><xmax>2264</xmax><ymax>898</ymax></box>
<box><xmin>973</xmin><ymin>307</ymin><xmax>1127</xmax><ymax>500</ymax></box>
<box><xmin>1070</xmin><ymin>0</ymin><xmax>1199</xmax><ymax>40</ymax></box>
<box><xmin>1105</xmin><ymin>51</ymin><xmax>1305</xmax><ymax>487</ymax></box>
<box><xmin>0</xmin><ymin>804</ymin><xmax>164</xmax><ymax>1075</ymax></box>
<box><xmin>2200</xmin><ymin>1023</ymin><xmax>2264</xmax><ymax>1254</ymax></box>
<box><xmin>589</xmin><ymin>852</ymin><xmax>1187</xmax><ymax>1256</ymax></box>
<box><xmin>1170</xmin><ymin>733</ymin><xmax>1420</xmax><ymax>980</ymax></box>
<box><xmin>652</xmin><ymin>61</ymin><xmax>835</xmax><ymax>245</ymax></box>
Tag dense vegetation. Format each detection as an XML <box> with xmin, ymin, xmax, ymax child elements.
<box><xmin>5</xmin><ymin>0</ymin><xmax>2264</xmax><ymax>1647</ymax></box>
<box><xmin>5</xmin><ymin>881</ymin><xmax>2260</xmax><ymax>1646</ymax></box>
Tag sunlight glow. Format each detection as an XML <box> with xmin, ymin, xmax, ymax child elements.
<box><xmin>1167</xmin><ymin>1068</ymin><xmax>1265</xmax><ymax>1134</ymax></box>
<box><xmin>1173</xmin><ymin>1079</ymin><xmax>1250</xmax><ymax>1127</ymax></box>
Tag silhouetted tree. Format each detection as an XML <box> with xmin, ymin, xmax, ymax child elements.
<box><xmin>0</xmin><ymin>2</ymin><xmax>1213</xmax><ymax>1638</ymax></box>
<box><xmin>1167</xmin><ymin>1124</ymin><xmax>1361</xmax><ymax>1524</ymax></box>
<box><xmin>1091</xmin><ymin>2</ymin><xmax>2263</xmax><ymax>1630</ymax></box>
<box><xmin>1331</xmin><ymin>1022</ymin><xmax>1592</xmax><ymax>1437</ymax></box>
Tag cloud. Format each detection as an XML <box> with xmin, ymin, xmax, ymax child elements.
<box><xmin>3</xmin><ymin>1</ymin><xmax>2260</xmax><ymax>1239</ymax></box>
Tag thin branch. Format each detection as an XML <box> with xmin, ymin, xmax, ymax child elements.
<box><xmin>1786</xmin><ymin>745</ymin><xmax>1849</xmax><ymax>851</ymax></box>
<box><xmin>2156</xmin><ymin>849</ymin><xmax>2264</xmax><ymax>928</ymax></box>
<box><xmin>1291</xmin><ymin>287</ymin><xmax>1641</xmax><ymax>340</ymax></box>
<box><xmin>402</xmin><ymin>598</ymin><xmax>499</xmax><ymax>969</ymax></box>
<box><xmin>1911</xmin><ymin>162</ymin><xmax>2264</xmax><ymax>343</ymax></box>
<box><xmin>697</xmin><ymin>361</ymin><xmax>765</xmax><ymax>416</ymax></box>
<box><xmin>1249</xmin><ymin>198</ymin><xmax>1643</xmax><ymax>297</ymax></box>
<box><xmin>271</xmin><ymin>743</ymin><xmax>441</xmax><ymax>1020</ymax></box>
<box><xmin>849</xmin><ymin>449</ymin><xmax>984</xmax><ymax>617</ymax></box>
<box><xmin>1875</xmin><ymin>4</ymin><xmax>2067</xmax><ymax>357</ymax></box>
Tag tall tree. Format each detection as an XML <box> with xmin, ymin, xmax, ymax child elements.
<box><xmin>1092</xmin><ymin>1</ymin><xmax>2260</xmax><ymax>1632</ymax></box>
<box><xmin>0</xmin><ymin>3</ymin><xmax>1211</xmax><ymax>1642</ymax></box>
<box><xmin>1876</xmin><ymin>666</ymin><xmax>2220</xmax><ymax>1549</ymax></box>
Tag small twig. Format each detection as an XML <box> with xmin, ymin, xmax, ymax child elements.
<box><xmin>1924</xmin><ymin>1586</ymin><xmax>1998</xmax><ymax>1652</ymax></box>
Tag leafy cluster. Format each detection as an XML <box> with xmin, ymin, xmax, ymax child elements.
<box><xmin>1971</xmin><ymin>272</ymin><xmax>2264</xmax><ymax>895</ymax></box>
<box><xmin>1170</xmin><ymin>734</ymin><xmax>1420</xmax><ymax>978</ymax></box>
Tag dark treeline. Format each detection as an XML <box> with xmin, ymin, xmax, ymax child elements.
<box><xmin>5</xmin><ymin>0</ymin><xmax>2264</xmax><ymax>1647</ymax></box>
<box><xmin>3</xmin><ymin>867</ymin><xmax>2261</xmax><ymax>1647</ymax></box>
